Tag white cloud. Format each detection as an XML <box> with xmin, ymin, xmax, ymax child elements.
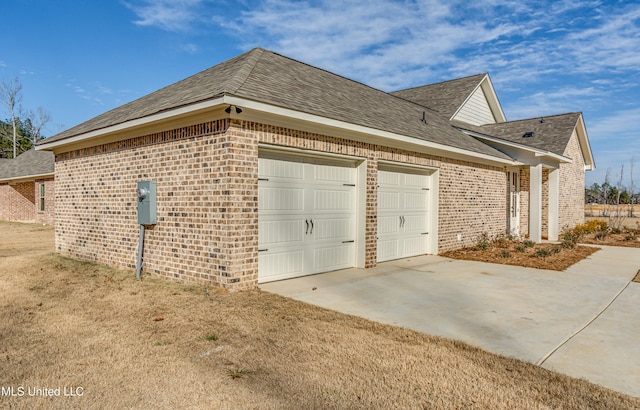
<box><xmin>126</xmin><ymin>0</ymin><xmax>204</xmax><ymax>32</ymax></box>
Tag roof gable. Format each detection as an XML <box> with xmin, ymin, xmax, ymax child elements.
<box><xmin>392</xmin><ymin>74</ymin><xmax>506</xmax><ymax>124</ymax></box>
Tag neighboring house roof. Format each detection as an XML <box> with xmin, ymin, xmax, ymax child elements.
<box><xmin>39</xmin><ymin>48</ymin><xmax>512</xmax><ymax>162</ymax></box>
<box><xmin>0</xmin><ymin>149</ymin><xmax>55</xmax><ymax>182</ymax></box>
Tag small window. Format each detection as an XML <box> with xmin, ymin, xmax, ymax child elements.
<box><xmin>39</xmin><ymin>183</ymin><xmax>45</xmax><ymax>212</ymax></box>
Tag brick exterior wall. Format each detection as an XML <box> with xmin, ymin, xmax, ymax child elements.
<box><xmin>35</xmin><ymin>178</ymin><xmax>55</xmax><ymax>225</ymax></box>
<box><xmin>559</xmin><ymin>131</ymin><xmax>586</xmax><ymax>231</ymax></box>
<box><xmin>0</xmin><ymin>181</ymin><xmax>37</xmax><ymax>222</ymax></box>
<box><xmin>53</xmin><ymin>117</ymin><xmax>508</xmax><ymax>290</ymax></box>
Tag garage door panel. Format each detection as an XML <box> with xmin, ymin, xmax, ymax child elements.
<box><xmin>314</xmin><ymin>164</ymin><xmax>355</xmax><ymax>184</ymax></box>
<box><xmin>402</xmin><ymin>236</ymin><xmax>428</xmax><ymax>256</ymax></box>
<box><xmin>378</xmin><ymin>191</ymin><xmax>400</xmax><ymax>211</ymax></box>
<box><xmin>312</xmin><ymin>217</ymin><xmax>352</xmax><ymax>241</ymax></box>
<box><xmin>378</xmin><ymin>170</ymin><xmax>400</xmax><ymax>186</ymax></box>
<box><xmin>259</xmin><ymin>158</ymin><xmax>304</xmax><ymax>180</ymax></box>
<box><xmin>312</xmin><ymin>244</ymin><xmax>353</xmax><ymax>272</ymax></box>
<box><xmin>314</xmin><ymin>189</ymin><xmax>353</xmax><ymax>211</ymax></box>
<box><xmin>259</xmin><ymin>187</ymin><xmax>304</xmax><ymax>212</ymax></box>
<box><xmin>404</xmin><ymin>173</ymin><xmax>429</xmax><ymax>188</ymax></box>
<box><xmin>259</xmin><ymin>219</ymin><xmax>305</xmax><ymax>247</ymax></box>
<box><xmin>377</xmin><ymin>167</ymin><xmax>433</xmax><ymax>262</ymax></box>
<box><xmin>378</xmin><ymin>215</ymin><xmax>400</xmax><ymax>235</ymax></box>
<box><xmin>259</xmin><ymin>250</ymin><xmax>304</xmax><ymax>282</ymax></box>
<box><xmin>404</xmin><ymin>192</ymin><xmax>428</xmax><ymax>210</ymax></box>
<box><xmin>377</xmin><ymin>239</ymin><xmax>399</xmax><ymax>262</ymax></box>
<box><xmin>259</xmin><ymin>157</ymin><xmax>356</xmax><ymax>283</ymax></box>
<box><xmin>403</xmin><ymin>214</ymin><xmax>428</xmax><ymax>233</ymax></box>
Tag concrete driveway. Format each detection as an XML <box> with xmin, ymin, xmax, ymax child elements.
<box><xmin>261</xmin><ymin>245</ymin><xmax>640</xmax><ymax>398</ymax></box>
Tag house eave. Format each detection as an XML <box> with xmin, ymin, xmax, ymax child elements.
<box><xmin>0</xmin><ymin>172</ymin><xmax>54</xmax><ymax>184</ymax></box>
<box><xmin>37</xmin><ymin>94</ymin><xmax>516</xmax><ymax>167</ymax></box>
<box><xmin>461</xmin><ymin>129</ymin><xmax>572</xmax><ymax>165</ymax></box>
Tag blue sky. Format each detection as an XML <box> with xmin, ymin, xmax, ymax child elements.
<box><xmin>1</xmin><ymin>0</ymin><xmax>639</xmax><ymax>189</ymax></box>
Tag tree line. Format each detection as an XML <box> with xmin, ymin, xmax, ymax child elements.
<box><xmin>0</xmin><ymin>77</ymin><xmax>51</xmax><ymax>158</ymax></box>
<box><xmin>585</xmin><ymin>159</ymin><xmax>637</xmax><ymax>217</ymax></box>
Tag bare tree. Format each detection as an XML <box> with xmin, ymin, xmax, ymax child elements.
<box><xmin>602</xmin><ymin>168</ymin><xmax>611</xmax><ymax>217</ymax></box>
<box><xmin>0</xmin><ymin>77</ymin><xmax>23</xmax><ymax>158</ymax></box>
<box><xmin>616</xmin><ymin>163</ymin><xmax>625</xmax><ymax>216</ymax></box>
<box><xmin>630</xmin><ymin>157</ymin><xmax>636</xmax><ymax>217</ymax></box>
<box><xmin>25</xmin><ymin>107</ymin><xmax>51</xmax><ymax>144</ymax></box>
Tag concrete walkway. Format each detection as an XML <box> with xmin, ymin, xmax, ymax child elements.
<box><xmin>261</xmin><ymin>245</ymin><xmax>640</xmax><ymax>398</ymax></box>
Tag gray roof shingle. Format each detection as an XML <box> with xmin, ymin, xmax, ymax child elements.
<box><xmin>0</xmin><ymin>149</ymin><xmax>55</xmax><ymax>181</ymax></box>
<box><xmin>391</xmin><ymin>74</ymin><xmax>487</xmax><ymax>119</ymax></box>
<box><xmin>453</xmin><ymin>113</ymin><xmax>582</xmax><ymax>157</ymax></box>
<box><xmin>41</xmin><ymin>49</ymin><xmax>512</xmax><ymax>161</ymax></box>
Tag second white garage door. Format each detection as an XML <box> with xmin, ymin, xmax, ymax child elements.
<box><xmin>377</xmin><ymin>168</ymin><xmax>433</xmax><ymax>262</ymax></box>
<box><xmin>258</xmin><ymin>156</ymin><xmax>357</xmax><ymax>283</ymax></box>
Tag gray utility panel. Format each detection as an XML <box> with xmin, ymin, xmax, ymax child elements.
<box><xmin>136</xmin><ymin>181</ymin><xmax>157</xmax><ymax>225</ymax></box>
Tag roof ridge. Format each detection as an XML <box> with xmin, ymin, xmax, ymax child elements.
<box><xmin>393</xmin><ymin>73</ymin><xmax>487</xmax><ymax>93</ymax></box>
<box><xmin>226</xmin><ymin>48</ymin><xmax>265</xmax><ymax>95</ymax></box>
<box><xmin>490</xmin><ymin>112</ymin><xmax>581</xmax><ymax>125</ymax></box>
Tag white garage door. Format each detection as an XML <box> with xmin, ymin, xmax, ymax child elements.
<box><xmin>258</xmin><ymin>156</ymin><xmax>357</xmax><ymax>283</ymax></box>
<box><xmin>377</xmin><ymin>168</ymin><xmax>432</xmax><ymax>262</ymax></box>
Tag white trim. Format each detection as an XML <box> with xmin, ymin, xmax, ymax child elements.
<box><xmin>377</xmin><ymin>160</ymin><xmax>439</xmax><ymax>173</ymax></box>
<box><xmin>229</xmin><ymin>96</ymin><xmax>516</xmax><ymax>166</ymax></box>
<box><xmin>36</xmin><ymin>97</ymin><xmax>227</xmax><ymax>151</ymax></box>
<box><xmin>39</xmin><ymin>93</ymin><xmax>516</xmax><ymax>167</ymax></box>
<box><xmin>461</xmin><ymin>129</ymin><xmax>572</xmax><ymax>164</ymax></box>
<box><xmin>0</xmin><ymin>173</ymin><xmax>54</xmax><ymax>183</ymax></box>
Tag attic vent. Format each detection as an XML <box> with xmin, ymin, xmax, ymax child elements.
<box><xmin>522</xmin><ymin>131</ymin><xmax>534</xmax><ymax>138</ymax></box>
<box><xmin>421</xmin><ymin>111</ymin><xmax>428</xmax><ymax>125</ymax></box>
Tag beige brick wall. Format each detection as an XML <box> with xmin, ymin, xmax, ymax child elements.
<box><xmin>54</xmin><ymin>117</ymin><xmax>508</xmax><ymax>289</ymax></box>
<box><xmin>559</xmin><ymin>132</ymin><xmax>586</xmax><ymax>231</ymax></box>
<box><xmin>0</xmin><ymin>181</ymin><xmax>37</xmax><ymax>222</ymax></box>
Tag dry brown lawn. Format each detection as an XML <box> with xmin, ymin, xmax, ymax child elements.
<box><xmin>1</xmin><ymin>222</ymin><xmax>638</xmax><ymax>409</ymax></box>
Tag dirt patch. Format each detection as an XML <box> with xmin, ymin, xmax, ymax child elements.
<box><xmin>0</xmin><ymin>222</ymin><xmax>638</xmax><ymax>409</ymax></box>
<box><xmin>633</xmin><ymin>270</ymin><xmax>640</xmax><ymax>283</ymax></box>
<box><xmin>442</xmin><ymin>242</ymin><xmax>599</xmax><ymax>271</ymax></box>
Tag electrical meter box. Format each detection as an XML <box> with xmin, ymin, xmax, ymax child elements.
<box><xmin>136</xmin><ymin>181</ymin><xmax>157</xmax><ymax>225</ymax></box>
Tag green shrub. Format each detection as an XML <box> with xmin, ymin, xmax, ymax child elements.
<box><xmin>476</xmin><ymin>233</ymin><xmax>490</xmax><ymax>251</ymax></box>
<box><xmin>561</xmin><ymin>229</ymin><xmax>582</xmax><ymax>249</ymax></box>
<box><xmin>535</xmin><ymin>246</ymin><xmax>561</xmax><ymax>258</ymax></box>
<box><xmin>500</xmin><ymin>250</ymin><xmax>512</xmax><ymax>258</ymax></box>
<box><xmin>514</xmin><ymin>243</ymin><xmax>527</xmax><ymax>253</ymax></box>
<box><xmin>523</xmin><ymin>239</ymin><xmax>535</xmax><ymax>248</ymax></box>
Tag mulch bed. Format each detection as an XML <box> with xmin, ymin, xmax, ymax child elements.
<box><xmin>442</xmin><ymin>243</ymin><xmax>600</xmax><ymax>271</ymax></box>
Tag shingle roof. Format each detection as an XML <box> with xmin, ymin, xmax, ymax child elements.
<box><xmin>41</xmin><ymin>49</ymin><xmax>512</xmax><ymax>161</ymax></box>
<box><xmin>0</xmin><ymin>149</ymin><xmax>55</xmax><ymax>181</ymax></box>
<box><xmin>391</xmin><ymin>74</ymin><xmax>487</xmax><ymax>119</ymax></box>
<box><xmin>453</xmin><ymin>113</ymin><xmax>582</xmax><ymax>157</ymax></box>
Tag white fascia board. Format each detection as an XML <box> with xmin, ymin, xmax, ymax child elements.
<box><xmin>0</xmin><ymin>172</ymin><xmax>54</xmax><ymax>183</ymax></box>
<box><xmin>480</xmin><ymin>75</ymin><xmax>507</xmax><ymax>123</ymax></box>
<box><xmin>36</xmin><ymin>92</ymin><xmax>514</xmax><ymax>167</ymax></box>
<box><xmin>36</xmin><ymin>97</ymin><xmax>227</xmax><ymax>151</ymax></box>
<box><xmin>576</xmin><ymin>115</ymin><xmax>595</xmax><ymax>170</ymax></box>
<box><xmin>462</xmin><ymin>129</ymin><xmax>571</xmax><ymax>164</ymax></box>
<box><xmin>225</xmin><ymin>96</ymin><xmax>516</xmax><ymax>166</ymax></box>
